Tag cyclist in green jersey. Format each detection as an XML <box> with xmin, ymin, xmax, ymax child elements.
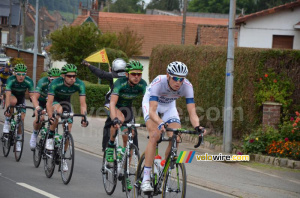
<box><xmin>2</xmin><ymin>63</ymin><xmax>34</xmax><ymax>151</ymax></box>
<box><xmin>105</xmin><ymin>60</ymin><xmax>147</xmax><ymax>190</ymax></box>
<box><xmin>29</xmin><ymin>68</ymin><xmax>61</xmax><ymax>150</ymax></box>
<box><xmin>46</xmin><ymin>64</ymin><xmax>88</xmax><ymax>171</ymax></box>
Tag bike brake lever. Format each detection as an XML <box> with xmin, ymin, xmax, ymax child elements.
<box><xmin>194</xmin><ymin>133</ymin><xmax>203</xmax><ymax>148</ymax></box>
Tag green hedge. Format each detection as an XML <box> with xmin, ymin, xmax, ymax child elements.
<box><xmin>149</xmin><ymin>45</ymin><xmax>300</xmax><ymax>138</ymax></box>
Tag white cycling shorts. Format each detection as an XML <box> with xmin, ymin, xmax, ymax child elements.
<box><xmin>142</xmin><ymin>101</ymin><xmax>180</xmax><ymax>124</ymax></box>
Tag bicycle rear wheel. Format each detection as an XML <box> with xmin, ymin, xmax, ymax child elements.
<box><xmin>60</xmin><ymin>132</ymin><xmax>74</xmax><ymax>185</ymax></box>
<box><xmin>2</xmin><ymin>132</ymin><xmax>11</xmax><ymax>157</ymax></box>
<box><xmin>14</xmin><ymin>120</ymin><xmax>24</xmax><ymax>162</ymax></box>
<box><xmin>33</xmin><ymin>130</ymin><xmax>43</xmax><ymax>168</ymax></box>
<box><xmin>162</xmin><ymin>163</ymin><xmax>186</xmax><ymax>198</ymax></box>
<box><xmin>101</xmin><ymin>147</ymin><xmax>117</xmax><ymax>195</ymax></box>
<box><xmin>125</xmin><ymin>144</ymin><xmax>140</xmax><ymax>198</ymax></box>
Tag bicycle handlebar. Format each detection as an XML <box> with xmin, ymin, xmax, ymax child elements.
<box><xmin>36</xmin><ymin>110</ymin><xmax>47</xmax><ymax>124</ymax></box>
<box><xmin>54</xmin><ymin>111</ymin><xmax>87</xmax><ymax>123</ymax></box>
<box><xmin>165</xmin><ymin>127</ymin><xmax>204</xmax><ymax>148</ymax></box>
<box><xmin>6</xmin><ymin>105</ymin><xmax>35</xmax><ymax>117</ymax></box>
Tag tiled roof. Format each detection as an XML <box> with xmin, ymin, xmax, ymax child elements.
<box><xmin>97</xmin><ymin>12</ymin><xmax>228</xmax><ymax>57</ymax></box>
<box><xmin>71</xmin><ymin>15</ymin><xmax>89</xmax><ymax>26</ymax></box>
<box><xmin>236</xmin><ymin>0</ymin><xmax>300</xmax><ymax>25</ymax></box>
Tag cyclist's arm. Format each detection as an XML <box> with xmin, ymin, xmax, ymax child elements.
<box><xmin>31</xmin><ymin>92</ymin><xmax>40</xmax><ymax>109</ymax></box>
<box><xmin>88</xmin><ymin>64</ymin><xmax>113</xmax><ymax>81</ymax></box>
<box><xmin>46</xmin><ymin>94</ymin><xmax>54</xmax><ymax>118</ymax></box>
<box><xmin>5</xmin><ymin>90</ymin><xmax>11</xmax><ymax>109</ymax></box>
<box><xmin>79</xmin><ymin>95</ymin><xmax>87</xmax><ymax>117</ymax></box>
<box><xmin>109</xmin><ymin>94</ymin><xmax>119</xmax><ymax>120</ymax></box>
<box><xmin>149</xmin><ymin>100</ymin><xmax>163</xmax><ymax>126</ymax></box>
<box><xmin>187</xmin><ymin>103</ymin><xmax>200</xmax><ymax>128</ymax></box>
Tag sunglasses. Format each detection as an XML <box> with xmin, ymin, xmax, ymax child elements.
<box><xmin>16</xmin><ymin>73</ymin><xmax>26</xmax><ymax>76</ymax></box>
<box><xmin>65</xmin><ymin>74</ymin><xmax>77</xmax><ymax>78</ymax></box>
<box><xmin>170</xmin><ymin>75</ymin><xmax>185</xmax><ymax>82</ymax></box>
<box><xmin>129</xmin><ymin>72</ymin><xmax>142</xmax><ymax>77</ymax></box>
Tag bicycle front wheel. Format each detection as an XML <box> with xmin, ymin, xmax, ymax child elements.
<box><xmin>125</xmin><ymin>144</ymin><xmax>140</xmax><ymax>198</ymax></box>
<box><xmin>162</xmin><ymin>163</ymin><xmax>186</xmax><ymax>198</ymax></box>
<box><xmin>33</xmin><ymin>130</ymin><xmax>43</xmax><ymax>168</ymax></box>
<box><xmin>60</xmin><ymin>132</ymin><xmax>74</xmax><ymax>185</ymax></box>
<box><xmin>101</xmin><ymin>146</ymin><xmax>117</xmax><ymax>195</ymax></box>
<box><xmin>2</xmin><ymin>132</ymin><xmax>11</xmax><ymax>157</ymax></box>
<box><xmin>14</xmin><ymin>120</ymin><xmax>24</xmax><ymax>162</ymax></box>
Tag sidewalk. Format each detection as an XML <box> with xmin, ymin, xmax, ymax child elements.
<box><xmin>1</xmin><ymin>101</ymin><xmax>300</xmax><ymax>198</ymax></box>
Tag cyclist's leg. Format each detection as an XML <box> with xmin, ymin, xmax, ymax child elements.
<box><xmin>103</xmin><ymin>105</ymin><xmax>111</xmax><ymax>151</ymax></box>
<box><xmin>162</xmin><ymin>103</ymin><xmax>181</xmax><ymax>160</ymax></box>
<box><xmin>3</xmin><ymin>94</ymin><xmax>17</xmax><ymax>133</ymax></box>
<box><xmin>46</xmin><ymin>102</ymin><xmax>62</xmax><ymax>150</ymax></box>
<box><xmin>31</xmin><ymin>102</ymin><xmax>46</xmax><ymax>149</ymax></box>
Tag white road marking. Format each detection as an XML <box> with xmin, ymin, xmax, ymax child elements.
<box><xmin>17</xmin><ymin>183</ymin><xmax>60</xmax><ymax>198</ymax></box>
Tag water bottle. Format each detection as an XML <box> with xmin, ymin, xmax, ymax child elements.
<box><xmin>117</xmin><ymin>146</ymin><xmax>122</xmax><ymax>161</ymax></box>
<box><xmin>10</xmin><ymin>119</ymin><xmax>16</xmax><ymax>131</ymax></box>
<box><xmin>40</xmin><ymin>127</ymin><xmax>47</xmax><ymax>139</ymax></box>
<box><xmin>160</xmin><ymin>159</ymin><xmax>166</xmax><ymax>171</ymax></box>
<box><xmin>154</xmin><ymin>155</ymin><xmax>162</xmax><ymax>175</ymax></box>
<box><xmin>54</xmin><ymin>134</ymin><xmax>62</xmax><ymax>147</ymax></box>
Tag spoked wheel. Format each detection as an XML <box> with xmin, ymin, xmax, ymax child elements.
<box><xmin>44</xmin><ymin>149</ymin><xmax>55</xmax><ymax>178</ymax></box>
<box><xmin>33</xmin><ymin>131</ymin><xmax>44</xmax><ymax>168</ymax></box>
<box><xmin>162</xmin><ymin>163</ymin><xmax>186</xmax><ymax>198</ymax></box>
<box><xmin>102</xmin><ymin>147</ymin><xmax>117</xmax><ymax>195</ymax></box>
<box><xmin>2</xmin><ymin>132</ymin><xmax>11</xmax><ymax>157</ymax></box>
<box><xmin>14</xmin><ymin>121</ymin><xmax>24</xmax><ymax>162</ymax></box>
<box><xmin>124</xmin><ymin>144</ymin><xmax>140</xmax><ymax>198</ymax></box>
<box><xmin>134</xmin><ymin>152</ymin><xmax>152</xmax><ymax>198</ymax></box>
<box><xmin>60</xmin><ymin>133</ymin><xmax>75</xmax><ymax>185</ymax></box>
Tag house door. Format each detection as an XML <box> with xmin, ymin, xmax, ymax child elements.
<box><xmin>272</xmin><ymin>35</ymin><xmax>294</xmax><ymax>49</ymax></box>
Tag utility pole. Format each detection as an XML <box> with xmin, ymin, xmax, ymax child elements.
<box><xmin>21</xmin><ymin>0</ymin><xmax>26</xmax><ymax>49</ymax></box>
<box><xmin>223</xmin><ymin>0</ymin><xmax>236</xmax><ymax>153</ymax></box>
<box><xmin>33</xmin><ymin>0</ymin><xmax>39</xmax><ymax>87</ymax></box>
<box><xmin>8</xmin><ymin>0</ymin><xmax>12</xmax><ymax>45</ymax></box>
<box><xmin>181</xmin><ymin>0</ymin><xmax>188</xmax><ymax>44</ymax></box>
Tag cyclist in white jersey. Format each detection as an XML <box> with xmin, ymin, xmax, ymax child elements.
<box><xmin>141</xmin><ymin>61</ymin><xmax>206</xmax><ymax>192</ymax></box>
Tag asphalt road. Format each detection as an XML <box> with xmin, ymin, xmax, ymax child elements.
<box><xmin>0</xmin><ymin>130</ymin><xmax>232</xmax><ymax>198</ymax></box>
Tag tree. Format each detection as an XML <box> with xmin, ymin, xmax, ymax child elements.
<box><xmin>117</xmin><ymin>27</ymin><xmax>144</xmax><ymax>58</ymax></box>
<box><xmin>188</xmin><ymin>0</ymin><xmax>296</xmax><ymax>15</ymax></box>
<box><xmin>109</xmin><ymin>0</ymin><xmax>144</xmax><ymax>13</ymax></box>
<box><xmin>146</xmin><ymin>0</ymin><xmax>180</xmax><ymax>11</ymax></box>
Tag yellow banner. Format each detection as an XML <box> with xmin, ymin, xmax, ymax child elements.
<box><xmin>84</xmin><ymin>49</ymin><xmax>109</xmax><ymax>63</ymax></box>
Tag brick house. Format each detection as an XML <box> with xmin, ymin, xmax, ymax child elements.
<box><xmin>5</xmin><ymin>46</ymin><xmax>45</xmax><ymax>85</ymax></box>
<box><xmin>72</xmin><ymin>11</ymin><xmax>229</xmax><ymax>83</ymax></box>
<box><xmin>0</xmin><ymin>0</ymin><xmax>21</xmax><ymax>45</ymax></box>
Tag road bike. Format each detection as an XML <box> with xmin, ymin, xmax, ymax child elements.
<box><xmin>32</xmin><ymin>110</ymin><xmax>49</xmax><ymax>168</ymax></box>
<box><xmin>134</xmin><ymin>126</ymin><xmax>204</xmax><ymax>198</ymax></box>
<box><xmin>43</xmin><ymin>110</ymin><xmax>87</xmax><ymax>185</ymax></box>
<box><xmin>1</xmin><ymin>105</ymin><xmax>34</xmax><ymax>161</ymax></box>
<box><xmin>102</xmin><ymin>122</ymin><xmax>145</xmax><ymax>198</ymax></box>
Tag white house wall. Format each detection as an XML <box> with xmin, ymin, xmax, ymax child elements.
<box><xmin>238</xmin><ymin>7</ymin><xmax>300</xmax><ymax>49</ymax></box>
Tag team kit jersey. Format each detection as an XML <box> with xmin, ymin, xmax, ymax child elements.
<box><xmin>0</xmin><ymin>68</ymin><xmax>13</xmax><ymax>84</ymax></box>
<box><xmin>112</xmin><ymin>77</ymin><xmax>147</xmax><ymax>108</ymax></box>
<box><xmin>48</xmin><ymin>77</ymin><xmax>86</xmax><ymax>102</ymax></box>
<box><xmin>35</xmin><ymin>77</ymin><xmax>51</xmax><ymax>108</ymax></box>
<box><xmin>142</xmin><ymin>75</ymin><xmax>195</xmax><ymax>123</ymax></box>
<box><xmin>5</xmin><ymin>75</ymin><xmax>34</xmax><ymax>96</ymax></box>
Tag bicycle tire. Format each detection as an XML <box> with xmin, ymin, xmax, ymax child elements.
<box><xmin>102</xmin><ymin>146</ymin><xmax>117</xmax><ymax>195</ymax></box>
<box><xmin>2</xmin><ymin>132</ymin><xmax>11</xmax><ymax>157</ymax></box>
<box><xmin>162</xmin><ymin>163</ymin><xmax>186</xmax><ymax>198</ymax></box>
<box><xmin>125</xmin><ymin>144</ymin><xmax>140</xmax><ymax>198</ymax></box>
<box><xmin>44</xmin><ymin>132</ymin><xmax>55</xmax><ymax>178</ymax></box>
<box><xmin>33</xmin><ymin>130</ymin><xmax>43</xmax><ymax>168</ymax></box>
<box><xmin>134</xmin><ymin>152</ymin><xmax>153</xmax><ymax>198</ymax></box>
<box><xmin>14</xmin><ymin>120</ymin><xmax>24</xmax><ymax>162</ymax></box>
<box><xmin>60</xmin><ymin>132</ymin><xmax>75</xmax><ymax>185</ymax></box>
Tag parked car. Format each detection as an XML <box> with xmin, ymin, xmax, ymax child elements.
<box><xmin>0</xmin><ymin>54</ymin><xmax>11</xmax><ymax>67</ymax></box>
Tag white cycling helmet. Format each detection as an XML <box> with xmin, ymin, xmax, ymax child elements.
<box><xmin>112</xmin><ymin>58</ymin><xmax>126</xmax><ymax>72</ymax></box>
<box><xmin>167</xmin><ymin>61</ymin><xmax>188</xmax><ymax>77</ymax></box>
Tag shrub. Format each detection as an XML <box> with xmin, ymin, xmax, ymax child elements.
<box><xmin>267</xmin><ymin>140</ymin><xmax>300</xmax><ymax>160</ymax></box>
